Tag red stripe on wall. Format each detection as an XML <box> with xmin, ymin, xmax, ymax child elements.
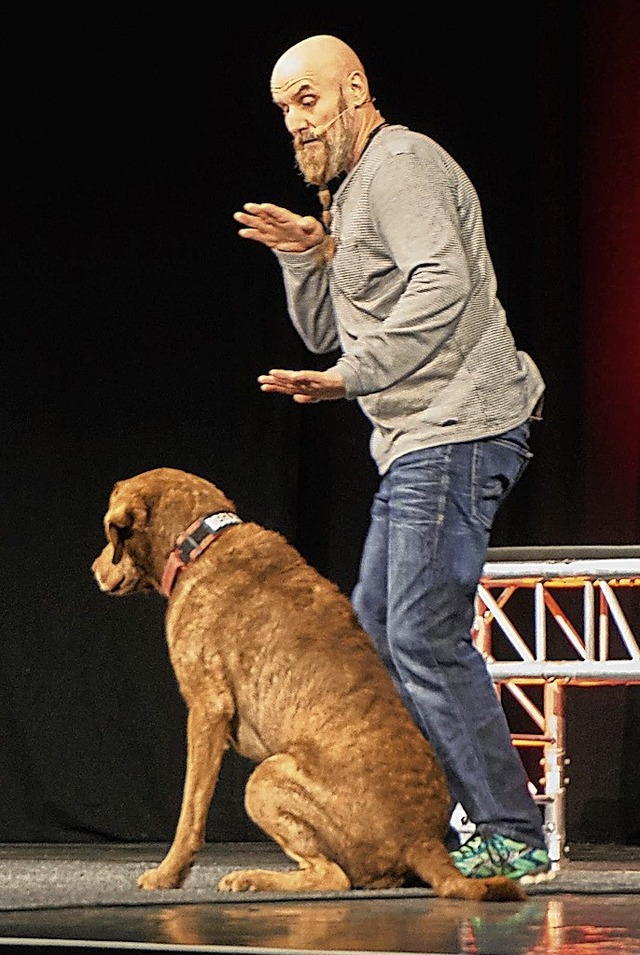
<box><xmin>581</xmin><ymin>0</ymin><xmax>640</xmax><ymax>540</ymax></box>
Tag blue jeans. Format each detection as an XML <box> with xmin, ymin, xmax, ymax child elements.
<box><xmin>352</xmin><ymin>422</ymin><xmax>546</xmax><ymax>849</ymax></box>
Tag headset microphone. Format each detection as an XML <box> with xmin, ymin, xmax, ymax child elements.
<box><xmin>313</xmin><ymin>99</ymin><xmax>372</xmax><ymax>139</ymax></box>
<box><xmin>313</xmin><ymin>105</ymin><xmax>354</xmax><ymax>139</ymax></box>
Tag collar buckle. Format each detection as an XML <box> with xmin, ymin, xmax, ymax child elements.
<box><xmin>161</xmin><ymin>511</ymin><xmax>242</xmax><ymax>597</ymax></box>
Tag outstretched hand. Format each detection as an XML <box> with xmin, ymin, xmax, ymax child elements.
<box><xmin>258</xmin><ymin>369</ymin><xmax>346</xmax><ymax>404</ymax></box>
<box><xmin>234</xmin><ymin>203</ymin><xmax>324</xmax><ymax>252</ymax></box>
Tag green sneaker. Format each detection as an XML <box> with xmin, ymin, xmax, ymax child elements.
<box><xmin>451</xmin><ymin>832</ymin><xmax>554</xmax><ymax>883</ymax></box>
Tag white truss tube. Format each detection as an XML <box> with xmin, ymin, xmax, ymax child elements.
<box><xmin>599</xmin><ymin>580</ymin><xmax>640</xmax><ymax>659</ymax></box>
<box><xmin>476</xmin><ymin>584</ymin><xmax>535</xmax><ymax>661</ymax></box>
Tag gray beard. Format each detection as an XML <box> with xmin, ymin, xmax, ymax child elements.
<box><xmin>293</xmin><ymin>116</ymin><xmax>353</xmax><ymax>186</ymax></box>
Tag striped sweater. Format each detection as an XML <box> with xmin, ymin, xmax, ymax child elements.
<box><xmin>275</xmin><ymin>124</ymin><xmax>545</xmax><ymax>475</ymax></box>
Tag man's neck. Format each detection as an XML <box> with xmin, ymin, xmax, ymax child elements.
<box><xmin>347</xmin><ymin>109</ymin><xmax>387</xmax><ymax>170</ymax></box>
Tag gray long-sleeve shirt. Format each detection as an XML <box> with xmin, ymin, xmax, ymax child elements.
<box><xmin>275</xmin><ymin>124</ymin><xmax>545</xmax><ymax>475</ymax></box>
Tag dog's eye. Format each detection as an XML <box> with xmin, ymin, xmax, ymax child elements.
<box><xmin>109</xmin><ymin>523</ymin><xmax>133</xmax><ymax>565</ymax></box>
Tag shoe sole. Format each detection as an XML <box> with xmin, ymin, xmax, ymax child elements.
<box><xmin>519</xmin><ymin>868</ymin><xmax>558</xmax><ymax>885</ymax></box>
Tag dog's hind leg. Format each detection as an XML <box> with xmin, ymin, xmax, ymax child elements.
<box><xmin>217</xmin><ymin>753</ymin><xmax>351</xmax><ymax>893</ymax></box>
<box><xmin>138</xmin><ymin>705</ymin><xmax>230</xmax><ymax>890</ymax></box>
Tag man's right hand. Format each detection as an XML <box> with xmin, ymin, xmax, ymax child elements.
<box><xmin>234</xmin><ymin>202</ymin><xmax>324</xmax><ymax>252</ymax></box>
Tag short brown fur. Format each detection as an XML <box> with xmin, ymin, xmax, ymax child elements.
<box><xmin>92</xmin><ymin>467</ymin><xmax>525</xmax><ymax>901</ymax></box>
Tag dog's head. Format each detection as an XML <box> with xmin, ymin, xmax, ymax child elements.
<box><xmin>92</xmin><ymin>467</ymin><xmax>236</xmax><ymax>596</ymax></box>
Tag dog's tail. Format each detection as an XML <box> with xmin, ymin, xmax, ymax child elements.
<box><xmin>405</xmin><ymin>840</ymin><xmax>526</xmax><ymax>902</ymax></box>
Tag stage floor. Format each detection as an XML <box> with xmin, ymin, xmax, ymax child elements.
<box><xmin>1</xmin><ymin>842</ymin><xmax>640</xmax><ymax>954</ymax></box>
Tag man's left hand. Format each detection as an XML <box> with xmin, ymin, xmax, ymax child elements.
<box><xmin>258</xmin><ymin>369</ymin><xmax>346</xmax><ymax>403</ymax></box>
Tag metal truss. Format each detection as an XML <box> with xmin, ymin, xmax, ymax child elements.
<box><xmin>474</xmin><ymin>546</ymin><xmax>640</xmax><ymax>868</ymax></box>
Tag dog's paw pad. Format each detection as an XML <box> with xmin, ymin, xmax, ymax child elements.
<box><xmin>218</xmin><ymin>870</ymin><xmax>262</xmax><ymax>892</ymax></box>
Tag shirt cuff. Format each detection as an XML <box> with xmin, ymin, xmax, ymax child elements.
<box><xmin>326</xmin><ymin>359</ymin><xmax>361</xmax><ymax>401</ymax></box>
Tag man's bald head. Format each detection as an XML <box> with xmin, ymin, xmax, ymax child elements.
<box><xmin>270</xmin><ymin>35</ymin><xmax>369</xmax><ymax>102</ymax></box>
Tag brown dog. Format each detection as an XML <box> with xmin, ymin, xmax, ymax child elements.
<box><xmin>92</xmin><ymin>466</ymin><xmax>524</xmax><ymax>901</ymax></box>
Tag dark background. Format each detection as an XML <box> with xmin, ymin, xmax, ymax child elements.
<box><xmin>3</xmin><ymin>2</ymin><xmax>640</xmax><ymax>846</ymax></box>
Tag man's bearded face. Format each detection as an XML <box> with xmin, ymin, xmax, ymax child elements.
<box><xmin>293</xmin><ymin>94</ymin><xmax>354</xmax><ymax>186</ymax></box>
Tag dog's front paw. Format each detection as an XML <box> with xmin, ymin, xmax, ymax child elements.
<box><xmin>138</xmin><ymin>866</ymin><xmax>183</xmax><ymax>890</ymax></box>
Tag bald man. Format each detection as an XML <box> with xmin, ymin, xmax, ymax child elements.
<box><xmin>234</xmin><ymin>35</ymin><xmax>551</xmax><ymax>883</ymax></box>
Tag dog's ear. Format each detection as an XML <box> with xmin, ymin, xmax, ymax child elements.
<box><xmin>107</xmin><ymin>501</ymin><xmax>148</xmax><ymax>565</ymax></box>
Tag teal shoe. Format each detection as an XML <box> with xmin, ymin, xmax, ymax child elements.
<box><xmin>451</xmin><ymin>832</ymin><xmax>554</xmax><ymax>883</ymax></box>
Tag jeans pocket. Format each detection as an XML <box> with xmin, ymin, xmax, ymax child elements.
<box><xmin>471</xmin><ymin>422</ymin><xmax>533</xmax><ymax>531</ymax></box>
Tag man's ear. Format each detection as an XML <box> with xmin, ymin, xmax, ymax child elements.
<box><xmin>346</xmin><ymin>69</ymin><xmax>370</xmax><ymax>108</ymax></box>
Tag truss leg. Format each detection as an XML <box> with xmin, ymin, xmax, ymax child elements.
<box><xmin>542</xmin><ymin>680</ymin><xmax>567</xmax><ymax>867</ymax></box>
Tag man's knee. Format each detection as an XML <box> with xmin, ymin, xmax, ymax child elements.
<box><xmin>391</xmin><ymin>582</ymin><xmax>475</xmax><ymax>667</ymax></box>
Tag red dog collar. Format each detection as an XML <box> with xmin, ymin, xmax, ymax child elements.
<box><xmin>161</xmin><ymin>511</ymin><xmax>242</xmax><ymax>597</ymax></box>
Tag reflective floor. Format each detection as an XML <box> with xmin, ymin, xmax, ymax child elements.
<box><xmin>1</xmin><ymin>843</ymin><xmax>640</xmax><ymax>954</ymax></box>
<box><xmin>2</xmin><ymin>894</ymin><xmax>640</xmax><ymax>954</ymax></box>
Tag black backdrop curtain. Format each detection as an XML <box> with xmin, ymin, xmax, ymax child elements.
<box><xmin>3</xmin><ymin>2</ymin><xmax>639</xmax><ymax>845</ymax></box>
